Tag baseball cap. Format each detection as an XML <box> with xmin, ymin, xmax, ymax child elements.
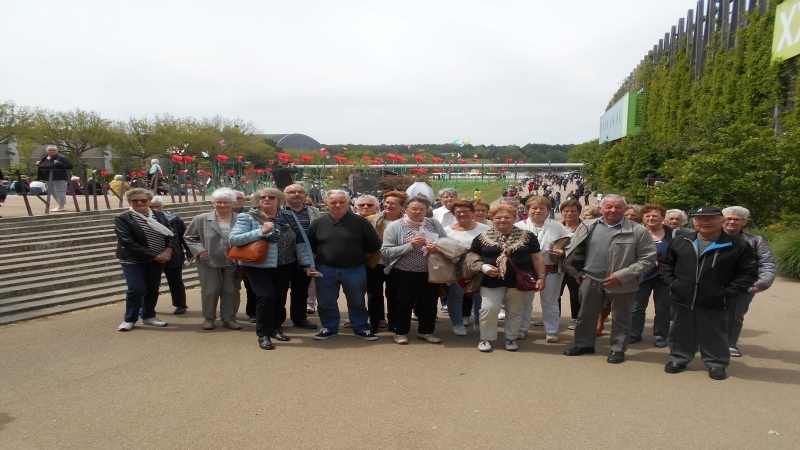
<box><xmin>690</xmin><ymin>205</ymin><xmax>723</xmax><ymax>216</ymax></box>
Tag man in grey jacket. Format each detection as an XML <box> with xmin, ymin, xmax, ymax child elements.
<box><xmin>563</xmin><ymin>195</ymin><xmax>657</xmax><ymax>363</ymax></box>
<box><xmin>722</xmin><ymin>206</ymin><xmax>777</xmax><ymax>358</ymax></box>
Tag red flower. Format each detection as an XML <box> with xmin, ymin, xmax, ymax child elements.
<box><xmin>227</xmin><ymin>170</ymin><xmax>235</xmax><ymax>176</ymax></box>
<box><xmin>179</xmin><ymin>169</ymin><xmax>186</xmax><ymax>175</ymax></box>
<box><xmin>216</xmin><ymin>154</ymin><xmax>229</xmax><ymax>162</ymax></box>
<box><xmin>183</xmin><ymin>156</ymin><xmax>194</xmax><ymax>163</ymax></box>
<box><xmin>171</xmin><ymin>155</ymin><xmax>184</xmax><ymax>163</ymax></box>
<box><xmin>100</xmin><ymin>171</ymin><xmax>109</xmax><ymax>177</ymax></box>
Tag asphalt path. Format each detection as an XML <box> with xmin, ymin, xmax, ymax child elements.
<box><xmin>0</xmin><ymin>275</ymin><xmax>798</xmax><ymax>449</ymax></box>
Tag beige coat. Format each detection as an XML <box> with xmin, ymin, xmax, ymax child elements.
<box><xmin>184</xmin><ymin>212</ymin><xmax>239</xmax><ymax>267</ymax></box>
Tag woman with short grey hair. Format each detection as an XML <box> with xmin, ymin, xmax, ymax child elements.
<box><xmin>184</xmin><ymin>187</ymin><xmax>242</xmax><ymax>330</ymax></box>
<box><xmin>721</xmin><ymin>206</ymin><xmax>777</xmax><ymax>357</ymax></box>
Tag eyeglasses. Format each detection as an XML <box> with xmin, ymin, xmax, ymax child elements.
<box><xmin>235</xmin><ymin>197</ymin><xmax>245</xmax><ymax>201</ymax></box>
<box><xmin>357</xmin><ymin>204</ymin><xmax>375</xmax><ymax>208</ymax></box>
<box><xmin>129</xmin><ymin>199</ymin><xmax>149</xmax><ymax>204</ymax></box>
<box><xmin>259</xmin><ymin>195</ymin><xmax>278</xmax><ymax>200</ymax></box>
<box><xmin>723</xmin><ymin>217</ymin><xmax>744</xmax><ymax>222</ymax></box>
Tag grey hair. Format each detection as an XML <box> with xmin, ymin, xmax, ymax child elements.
<box><xmin>114</xmin><ymin>174</ymin><xmax>123</xmax><ymax>180</ymax></box>
<box><xmin>358</xmin><ymin>195</ymin><xmax>379</xmax><ymax>206</ymax></box>
<box><xmin>150</xmin><ymin>195</ymin><xmax>165</xmax><ymax>206</ymax></box>
<box><xmin>600</xmin><ymin>194</ymin><xmax>627</xmax><ymax>206</ymax></box>
<box><xmin>253</xmin><ymin>187</ymin><xmax>286</xmax><ymax>207</ymax></box>
<box><xmin>150</xmin><ymin>158</ymin><xmax>159</xmax><ymax>164</ymax></box>
<box><xmin>326</xmin><ymin>189</ymin><xmax>351</xmax><ymax>201</ymax></box>
<box><xmin>438</xmin><ymin>188</ymin><xmax>458</xmax><ymax>197</ymax></box>
<box><xmin>211</xmin><ymin>187</ymin><xmax>238</xmax><ymax>203</ymax></box>
<box><xmin>722</xmin><ymin>206</ymin><xmax>750</xmax><ymax>220</ymax></box>
<box><xmin>665</xmin><ymin>209</ymin><xmax>689</xmax><ymax>225</ymax></box>
<box><xmin>45</xmin><ymin>145</ymin><xmax>58</xmax><ymax>151</ymax></box>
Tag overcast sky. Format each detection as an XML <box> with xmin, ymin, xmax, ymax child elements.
<box><xmin>3</xmin><ymin>0</ymin><xmax>700</xmax><ymax>146</ymax></box>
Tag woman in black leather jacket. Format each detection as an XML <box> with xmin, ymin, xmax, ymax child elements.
<box><xmin>114</xmin><ymin>188</ymin><xmax>178</xmax><ymax>331</ymax></box>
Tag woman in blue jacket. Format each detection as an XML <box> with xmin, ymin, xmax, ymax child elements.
<box><xmin>229</xmin><ymin>187</ymin><xmax>315</xmax><ymax>350</ymax></box>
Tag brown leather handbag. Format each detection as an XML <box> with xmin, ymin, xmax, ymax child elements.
<box><xmin>506</xmin><ymin>252</ymin><xmax>539</xmax><ymax>291</ymax></box>
<box><xmin>227</xmin><ymin>213</ymin><xmax>270</xmax><ymax>263</ymax></box>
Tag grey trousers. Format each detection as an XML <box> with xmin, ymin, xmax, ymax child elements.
<box><xmin>630</xmin><ymin>278</ymin><xmax>671</xmax><ymax>339</ymax></box>
<box><xmin>196</xmin><ymin>263</ymin><xmax>241</xmax><ymax>320</ymax></box>
<box><xmin>668</xmin><ymin>305</ymin><xmax>729</xmax><ymax>369</ymax></box>
<box><xmin>46</xmin><ymin>180</ymin><xmax>67</xmax><ymax>206</ymax></box>
<box><xmin>726</xmin><ymin>291</ymin><xmax>755</xmax><ymax>348</ymax></box>
<box><xmin>573</xmin><ymin>279</ymin><xmax>636</xmax><ymax>352</ymax></box>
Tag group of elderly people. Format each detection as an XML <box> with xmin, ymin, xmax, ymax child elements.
<box><xmin>113</xmin><ymin>184</ymin><xmax>776</xmax><ymax>378</ymax></box>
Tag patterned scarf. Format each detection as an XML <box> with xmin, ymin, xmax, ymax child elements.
<box><xmin>478</xmin><ymin>227</ymin><xmax>530</xmax><ymax>279</ymax></box>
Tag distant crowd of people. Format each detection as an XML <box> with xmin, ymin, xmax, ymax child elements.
<box><xmin>113</xmin><ymin>177</ymin><xmax>774</xmax><ymax>381</ymax></box>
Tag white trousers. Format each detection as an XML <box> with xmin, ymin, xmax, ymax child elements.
<box><xmin>519</xmin><ymin>272</ymin><xmax>564</xmax><ymax>334</ymax></box>
<box><xmin>479</xmin><ymin>286</ymin><xmax>525</xmax><ymax>342</ymax></box>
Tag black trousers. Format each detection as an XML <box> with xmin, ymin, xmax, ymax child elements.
<box><xmin>164</xmin><ymin>264</ymin><xmax>186</xmax><ymax>308</ymax></box>
<box><xmin>244</xmin><ymin>278</ymin><xmax>257</xmax><ymax>317</ymax></box>
<box><xmin>287</xmin><ymin>265</ymin><xmax>312</xmax><ymax>324</ymax></box>
<box><xmin>366</xmin><ymin>264</ymin><xmax>390</xmax><ymax>331</ymax></box>
<box><xmin>668</xmin><ymin>304</ymin><xmax>730</xmax><ymax>369</ymax></box>
<box><xmin>245</xmin><ymin>264</ymin><xmax>293</xmax><ymax>336</ymax></box>
<box><xmin>559</xmin><ymin>271</ymin><xmax>581</xmax><ymax>319</ymax></box>
<box><xmin>389</xmin><ymin>269</ymin><xmax>438</xmax><ymax>336</ymax></box>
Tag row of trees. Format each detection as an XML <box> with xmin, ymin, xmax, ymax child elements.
<box><xmin>568</xmin><ymin>5</ymin><xmax>799</xmax><ymax>227</ymax></box>
<box><xmin>322</xmin><ymin>143</ymin><xmax>574</xmax><ymax>164</ymax></box>
<box><xmin>0</xmin><ymin>103</ymin><xmax>279</xmax><ymax>177</ymax></box>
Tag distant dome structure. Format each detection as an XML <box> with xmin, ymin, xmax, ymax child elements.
<box><xmin>261</xmin><ymin>134</ymin><xmax>322</xmax><ymax>151</ymax></box>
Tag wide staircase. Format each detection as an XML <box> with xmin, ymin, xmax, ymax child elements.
<box><xmin>0</xmin><ymin>202</ymin><xmax>213</xmax><ymax>325</ymax></box>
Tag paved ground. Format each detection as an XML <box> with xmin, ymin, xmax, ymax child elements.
<box><xmin>0</xmin><ymin>275</ymin><xmax>798</xmax><ymax>449</ymax></box>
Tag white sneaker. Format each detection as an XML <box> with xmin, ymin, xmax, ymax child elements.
<box><xmin>504</xmin><ymin>339</ymin><xmax>519</xmax><ymax>351</ymax></box>
<box><xmin>118</xmin><ymin>321</ymin><xmax>134</xmax><ymax>331</ymax></box>
<box><xmin>568</xmin><ymin>319</ymin><xmax>578</xmax><ymax>330</ymax></box>
<box><xmin>453</xmin><ymin>324</ymin><xmax>467</xmax><ymax>336</ymax></box>
<box><xmin>462</xmin><ymin>316</ymin><xmax>471</xmax><ymax>325</ymax></box>
<box><xmin>545</xmin><ymin>333</ymin><xmax>559</xmax><ymax>343</ymax></box>
<box><xmin>518</xmin><ymin>330</ymin><xmax>528</xmax><ymax>340</ymax></box>
<box><xmin>533</xmin><ymin>320</ymin><xmax>544</xmax><ymax>326</ymax></box>
<box><xmin>498</xmin><ymin>309</ymin><xmax>506</xmax><ymax>320</ymax></box>
<box><xmin>478</xmin><ymin>340</ymin><xmax>492</xmax><ymax>352</ymax></box>
<box><xmin>142</xmin><ymin>317</ymin><xmax>168</xmax><ymax>327</ymax></box>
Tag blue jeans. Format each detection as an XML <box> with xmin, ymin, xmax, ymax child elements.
<box><xmin>121</xmin><ymin>261</ymin><xmax>164</xmax><ymax>323</ymax></box>
<box><xmin>315</xmin><ymin>264</ymin><xmax>371</xmax><ymax>333</ymax></box>
<box><xmin>447</xmin><ymin>283</ymin><xmax>465</xmax><ymax>325</ymax></box>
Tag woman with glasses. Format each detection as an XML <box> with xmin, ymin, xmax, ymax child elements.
<box><xmin>114</xmin><ymin>188</ymin><xmax>178</xmax><ymax>331</ymax></box>
<box><xmin>150</xmin><ymin>196</ymin><xmax>191</xmax><ymax>315</ymax></box>
<box><xmin>364</xmin><ymin>190</ymin><xmax>408</xmax><ymax>333</ymax></box>
<box><xmin>472</xmin><ymin>199</ymin><xmax>491</xmax><ymax>225</ymax></box>
<box><xmin>229</xmin><ymin>187</ymin><xmax>315</xmax><ymax>350</ymax></box>
<box><xmin>471</xmin><ymin>204</ymin><xmax>546</xmax><ymax>352</ymax></box>
<box><xmin>184</xmin><ymin>188</ymin><xmax>242</xmax><ymax>330</ymax></box>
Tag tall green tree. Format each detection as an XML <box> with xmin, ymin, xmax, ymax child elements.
<box><xmin>30</xmin><ymin>108</ymin><xmax>115</xmax><ymax>177</ymax></box>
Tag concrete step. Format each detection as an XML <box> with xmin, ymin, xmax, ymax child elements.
<box><xmin>0</xmin><ymin>275</ymin><xmax>201</xmax><ymax>325</ymax></box>
<box><xmin>0</xmin><ymin>266</ymin><xmax>200</xmax><ymax>311</ymax></box>
<box><xmin>0</xmin><ymin>202</ymin><xmax>212</xmax><ymax>226</ymax></box>
<box><xmin>0</xmin><ymin>243</ymin><xmax>113</xmax><ymax>268</ymax></box>
<box><xmin>0</xmin><ymin>228</ymin><xmax>117</xmax><ymax>245</ymax></box>
<box><xmin>0</xmin><ymin>266</ymin><xmax>127</xmax><ymax>300</ymax></box>
<box><xmin>0</xmin><ymin>257</ymin><xmax>119</xmax><ymax>280</ymax></box>
<box><xmin>0</xmin><ymin>264</ymin><xmax>127</xmax><ymax>290</ymax></box>
<box><xmin>0</xmin><ymin>233</ymin><xmax>118</xmax><ymax>254</ymax></box>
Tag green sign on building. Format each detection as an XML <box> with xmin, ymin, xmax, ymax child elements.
<box><xmin>773</xmin><ymin>0</ymin><xmax>800</xmax><ymax>60</ymax></box>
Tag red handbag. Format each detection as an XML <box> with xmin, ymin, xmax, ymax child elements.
<box><xmin>226</xmin><ymin>213</ymin><xmax>270</xmax><ymax>263</ymax></box>
<box><xmin>506</xmin><ymin>252</ymin><xmax>539</xmax><ymax>291</ymax></box>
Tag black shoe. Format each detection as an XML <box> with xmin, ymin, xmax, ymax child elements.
<box><xmin>709</xmin><ymin>367</ymin><xmax>727</xmax><ymax>380</ymax></box>
<box><xmin>258</xmin><ymin>336</ymin><xmax>275</xmax><ymax>350</ymax></box>
<box><xmin>564</xmin><ymin>346</ymin><xmax>595</xmax><ymax>356</ymax></box>
<box><xmin>248</xmin><ymin>316</ymin><xmax>257</xmax><ymax>323</ymax></box>
<box><xmin>664</xmin><ymin>362</ymin><xmax>686</xmax><ymax>374</ymax></box>
<box><xmin>355</xmin><ymin>330</ymin><xmax>378</xmax><ymax>341</ymax></box>
<box><xmin>173</xmin><ymin>307</ymin><xmax>187</xmax><ymax>315</ymax></box>
<box><xmin>314</xmin><ymin>328</ymin><xmax>338</xmax><ymax>340</ymax></box>
<box><xmin>293</xmin><ymin>319</ymin><xmax>318</xmax><ymax>329</ymax></box>
<box><xmin>306</xmin><ymin>308</ymin><xmax>316</xmax><ymax>315</ymax></box>
<box><xmin>607</xmin><ymin>351</ymin><xmax>625</xmax><ymax>364</ymax></box>
<box><xmin>268</xmin><ymin>330</ymin><xmax>291</xmax><ymax>341</ymax></box>
<box><xmin>654</xmin><ymin>337</ymin><xmax>668</xmax><ymax>348</ymax></box>
<box><xmin>628</xmin><ymin>334</ymin><xmax>642</xmax><ymax>344</ymax></box>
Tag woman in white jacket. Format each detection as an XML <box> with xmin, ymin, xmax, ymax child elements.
<box><xmin>515</xmin><ymin>196</ymin><xmax>571</xmax><ymax>342</ymax></box>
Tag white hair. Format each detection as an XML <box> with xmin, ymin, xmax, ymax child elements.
<box><xmin>600</xmin><ymin>194</ymin><xmax>627</xmax><ymax>206</ymax></box>
<box><xmin>150</xmin><ymin>196</ymin><xmax>165</xmax><ymax>206</ymax></box>
<box><xmin>665</xmin><ymin>209</ymin><xmax>688</xmax><ymax>225</ymax></box>
<box><xmin>150</xmin><ymin>158</ymin><xmax>159</xmax><ymax>164</ymax></box>
<box><xmin>722</xmin><ymin>206</ymin><xmax>750</xmax><ymax>220</ymax></box>
<box><xmin>438</xmin><ymin>188</ymin><xmax>458</xmax><ymax>197</ymax></box>
<box><xmin>326</xmin><ymin>189</ymin><xmax>351</xmax><ymax>201</ymax></box>
<box><xmin>210</xmin><ymin>187</ymin><xmax>238</xmax><ymax>203</ymax></box>
<box><xmin>45</xmin><ymin>145</ymin><xmax>58</xmax><ymax>151</ymax></box>
<box><xmin>114</xmin><ymin>174</ymin><xmax>124</xmax><ymax>180</ymax></box>
<box><xmin>358</xmin><ymin>195</ymin><xmax>379</xmax><ymax>206</ymax></box>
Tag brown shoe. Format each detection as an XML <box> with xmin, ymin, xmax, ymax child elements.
<box><xmin>394</xmin><ymin>335</ymin><xmax>409</xmax><ymax>345</ymax></box>
<box><xmin>417</xmin><ymin>334</ymin><xmax>442</xmax><ymax>344</ymax></box>
<box><xmin>202</xmin><ymin>319</ymin><xmax>215</xmax><ymax>330</ymax></box>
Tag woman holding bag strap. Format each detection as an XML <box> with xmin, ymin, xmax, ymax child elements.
<box><xmin>469</xmin><ymin>204</ymin><xmax>546</xmax><ymax>353</ymax></box>
<box><xmin>229</xmin><ymin>187</ymin><xmax>315</xmax><ymax>350</ymax></box>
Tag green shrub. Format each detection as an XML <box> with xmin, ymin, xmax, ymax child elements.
<box><xmin>769</xmin><ymin>229</ymin><xmax>800</xmax><ymax>280</ymax></box>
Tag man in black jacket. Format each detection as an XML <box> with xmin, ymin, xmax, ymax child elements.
<box><xmin>659</xmin><ymin>205</ymin><xmax>757</xmax><ymax>380</ymax></box>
